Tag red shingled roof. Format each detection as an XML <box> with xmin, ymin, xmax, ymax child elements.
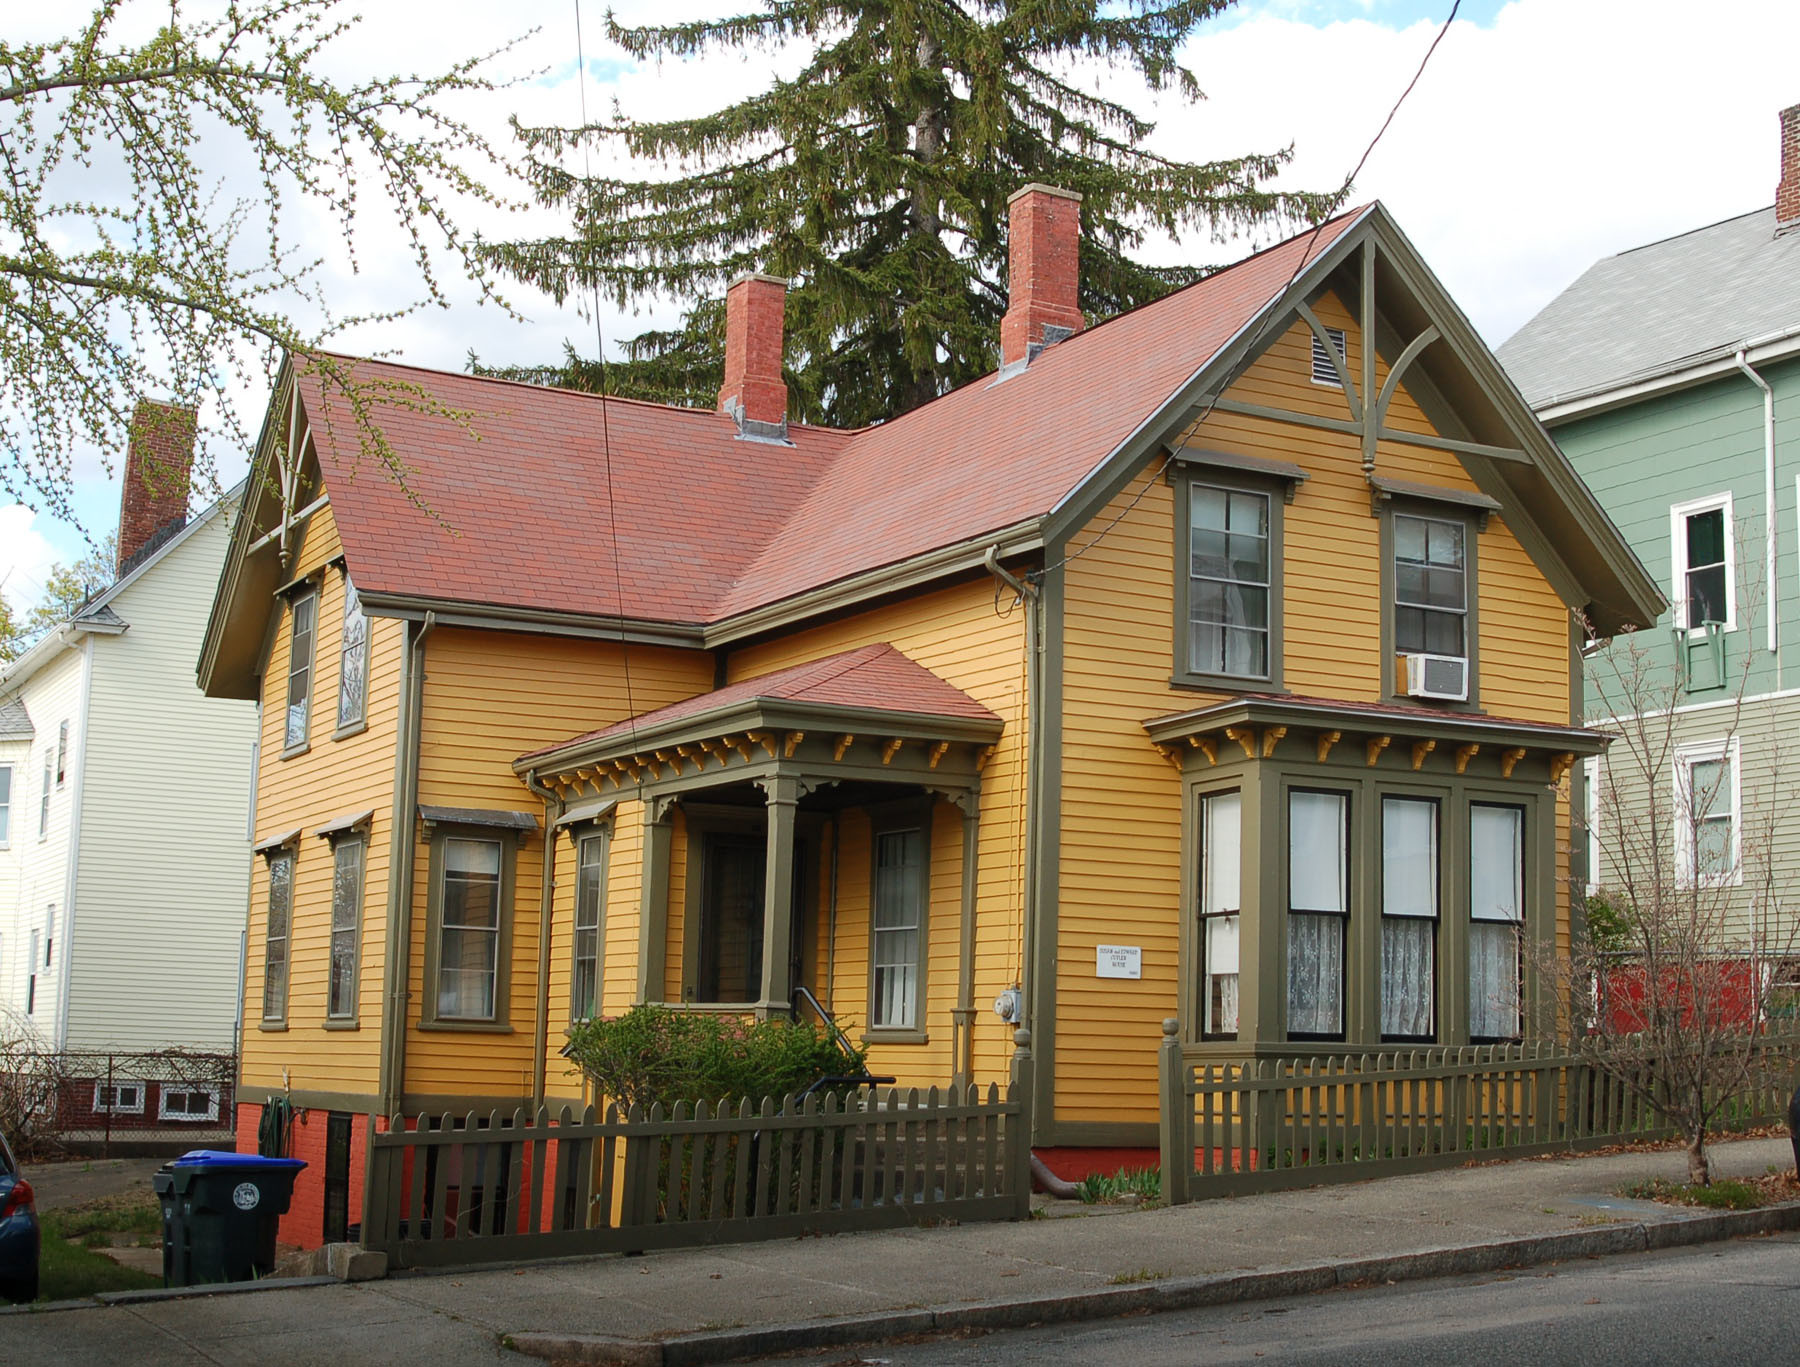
<box><xmin>298</xmin><ymin>209</ymin><xmax>1367</xmax><ymax>627</ymax></box>
<box><xmin>519</xmin><ymin>642</ymin><xmax>1000</xmax><ymax>761</ymax></box>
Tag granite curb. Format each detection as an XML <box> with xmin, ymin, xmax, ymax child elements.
<box><xmin>505</xmin><ymin>1201</ymin><xmax>1800</xmax><ymax>1366</ymax></box>
<box><xmin>0</xmin><ymin>1275</ymin><xmax>338</xmax><ymax>1317</ymax></box>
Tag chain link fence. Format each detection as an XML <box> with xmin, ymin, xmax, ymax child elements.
<box><xmin>0</xmin><ymin>1044</ymin><xmax>236</xmax><ymax>1158</ymax></box>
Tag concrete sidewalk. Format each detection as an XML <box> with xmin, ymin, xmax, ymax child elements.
<box><xmin>5</xmin><ymin>1136</ymin><xmax>1798</xmax><ymax>1366</ymax></box>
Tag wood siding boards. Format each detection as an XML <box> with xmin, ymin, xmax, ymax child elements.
<box><xmin>68</xmin><ymin>512</ymin><xmax>256</xmax><ymax>1051</ymax></box>
<box><xmin>1052</xmin><ymin>299</ymin><xmax>1577</xmax><ymax>1129</ymax></box>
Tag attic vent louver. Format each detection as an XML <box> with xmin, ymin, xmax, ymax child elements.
<box><xmin>1311</xmin><ymin>327</ymin><xmax>1347</xmax><ymax>386</ymax></box>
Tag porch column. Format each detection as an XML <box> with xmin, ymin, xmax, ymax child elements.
<box><xmin>635</xmin><ymin>797</ymin><xmax>675</xmax><ymax>1004</ymax></box>
<box><xmin>756</xmin><ymin>776</ymin><xmax>802</xmax><ymax>1019</ymax></box>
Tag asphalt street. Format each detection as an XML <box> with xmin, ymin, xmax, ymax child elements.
<box><xmin>769</xmin><ymin>1232</ymin><xmax>1800</xmax><ymax>1366</ymax></box>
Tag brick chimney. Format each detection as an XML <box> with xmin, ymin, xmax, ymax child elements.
<box><xmin>1778</xmin><ymin>103</ymin><xmax>1800</xmax><ymax>228</ymax></box>
<box><xmin>116</xmin><ymin>400</ymin><xmax>197</xmax><ymax>576</ymax></box>
<box><xmin>1001</xmin><ymin>184</ymin><xmax>1084</xmax><ymax>368</ymax></box>
<box><xmin>718</xmin><ymin>273</ymin><xmax>789</xmax><ymax>434</ymax></box>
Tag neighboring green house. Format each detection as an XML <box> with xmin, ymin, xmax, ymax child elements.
<box><xmin>1500</xmin><ymin>103</ymin><xmax>1800</xmax><ymax>949</ymax></box>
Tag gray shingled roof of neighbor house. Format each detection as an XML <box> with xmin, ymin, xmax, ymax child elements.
<box><xmin>1499</xmin><ymin>206</ymin><xmax>1800</xmax><ymax>408</ymax></box>
<box><xmin>0</xmin><ymin>695</ymin><xmax>33</xmax><ymax>740</ymax></box>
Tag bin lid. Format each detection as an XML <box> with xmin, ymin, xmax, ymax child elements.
<box><xmin>172</xmin><ymin>1149</ymin><xmax>307</xmax><ymax>1171</ymax></box>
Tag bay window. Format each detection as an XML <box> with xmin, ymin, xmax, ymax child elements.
<box><xmin>1469</xmin><ymin>803</ymin><xmax>1524</xmax><ymax>1041</ymax></box>
<box><xmin>1199</xmin><ymin>789</ymin><xmax>1241</xmax><ymax>1037</ymax></box>
<box><xmin>1380</xmin><ymin>796</ymin><xmax>1438</xmax><ymax>1040</ymax></box>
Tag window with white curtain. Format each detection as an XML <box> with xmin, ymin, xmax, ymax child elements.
<box><xmin>572</xmin><ymin>832</ymin><xmax>606</xmax><ymax>1020</ymax></box>
<box><xmin>872</xmin><ymin>827</ymin><xmax>925</xmax><ymax>1029</ymax></box>
<box><xmin>1381</xmin><ymin>797</ymin><xmax>1438</xmax><ymax>1040</ymax></box>
<box><xmin>1469</xmin><ymin>803</ymin><xmax>1524</xmax><ymax>1041</ymax></box>
<box><xmin>1187</xmin><ymin>483</ymin><xmax>1271</xmax><ymax>679</ymax></box>
<box><xmin>1288</xmin><ymin>790</ymin><xmax>1348</xmax><ymax>1038</ymax></box>
<box><xmin>1200</xmin><ymin>790</ymin><xmax>1242</xmax><ymax>1037</ymax></box>
<box><xmin>437</xmin><ymin>837</ymin><xmax>503</xmax><ymax>1020</ymax></box>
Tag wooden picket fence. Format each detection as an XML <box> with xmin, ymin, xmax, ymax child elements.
<box><xmin>1157</xmin><ymin>1024</ymin><xmax>1796</xmax><ymax>1203</ymax></box>
<box><xmin>362</xmin><ymin>1058</ymin><xmax>1033</xmax><ymax>1268</ymax></box>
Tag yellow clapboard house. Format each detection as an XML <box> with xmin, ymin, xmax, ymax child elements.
<box><xmin>199</xmin><ymin>194</ymin><xmax>1661</xmax><ymax>1244</ymax></box>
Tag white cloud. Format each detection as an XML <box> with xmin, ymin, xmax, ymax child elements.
<box><xmin>0</xmin><ymin>506</ymin><xmax>64</xmax><ymax>617</ymax></box>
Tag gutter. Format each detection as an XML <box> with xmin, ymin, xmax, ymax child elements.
<box><xmin>1734</xmin><ymin>350</ymin><xmax>1779</xmax><ymax>668</ymax></box>
<box><xmin>520</xmin><ymin>767</ymin><xmax>562</xmax><ymax>1112</ymax></box>
<box><xmin>378</xmin><ymin>610</ymin><xmax>436</xmax><ymax>1118</ymax></box>
<box><xmin>1535</xmin><ymin>326</ymin><xmax>1800</xmax><ymax>426</ymax></box>
<box><xmin>983</xmin><ymin>546</ymin><xmax>1041</xmax><ymax>1068</ymax></box>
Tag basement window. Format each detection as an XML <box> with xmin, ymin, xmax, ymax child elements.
<box><xmin>1310</xmin><ymin>327</ymin><xmax>1347</xmax><ymax>386</ymax></box>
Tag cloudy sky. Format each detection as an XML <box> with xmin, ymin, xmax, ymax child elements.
<box><xmin>5</xmin><ymin>0</ymin><xmax>1799</xmax><ymax>612</ymax></box>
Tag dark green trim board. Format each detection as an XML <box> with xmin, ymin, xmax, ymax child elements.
<box><xmin>1028</xmin><ymin>544</ymin><xmax>1062</xmax><ymax>1145</ymax></box>
<box><xmin>379</xmin><ymin>613</ymin><xmax>432</xmax><ymax>1116</ymax></box>
<box><xmin>1171</xmin><ymin>464</ymin><xmax>1288</xmax><ymax>693</ymax></box>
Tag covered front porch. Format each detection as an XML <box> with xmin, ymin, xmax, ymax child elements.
<box><xmin>518</xmin><ymin>644</ymin><xmax>1006</xmax><ymax>1086</ymax></box>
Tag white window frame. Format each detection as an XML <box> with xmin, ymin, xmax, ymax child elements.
<box><xmin>1583</xmin><ymin>756</ymin><xmax>1602</xmax><ymax>895</ymax></box>
<box><xmin>93</xmin><ymin>1081</ymin><xmax>145</xmax><ymax>1115</ymax></box>
<box><xmin>1673</xmin><ymin>737</ymin><xmax>1741</xmax><ymax>887</ymax></box>
<box><xmin>1310</xmin><ymin>326</ymin><xmax>1348</xmax><ymax>387</ymax></box>
<box><xmin>157</xmin><ymin>1085</ymin><xmax>221</xmax><ymax>1123</ymax></box>
<box><xmin>0</xmin><ymin>762</ymin><xmax>11</xmax><ymax>847</ymax></box>
<box><xmin>55</xmin><ymin>720</ymin><xmax>68</xmax><ymax>787</ymax></box>
<box><xmin>1669</xmin><ymin>492</ymin><xmax>1735</xmax><ymax>634</ymax></box>
<box><xmin>39</xmin><ymin>749</ymin><xmax>52</xmax><ymax>839</ymax></box>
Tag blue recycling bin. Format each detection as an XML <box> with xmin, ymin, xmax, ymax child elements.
<box><xmin>152</xmin><ymin>1150</ymin><xmax>306</xmax><ymax>1286</ymax></box>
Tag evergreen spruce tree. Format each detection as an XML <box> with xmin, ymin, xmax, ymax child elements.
<box><xmin>485</xmin><ymin>0</ymin><xmax>1334</xmax><ymax>427</ymax></box>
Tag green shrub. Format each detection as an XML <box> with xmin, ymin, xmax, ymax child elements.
<box><xmin>564</xmin><ymin>1004</ymin><xmax>867</xmax><ymax>1113</ymax></box>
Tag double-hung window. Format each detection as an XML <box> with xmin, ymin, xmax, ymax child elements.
<box><xmin>284</xmin><ymin>589</ymin><xmax>317</xmax><ymax>752</ymax></box>
<box><xmin>1394</xmin><ymin>514</ymin><xmax>1467</xmax><ymax>658</ymax></box>
<box><xmin>1469</xmin><ymin>803</ymin><xmax>1525</xmax><ymax>1041</ymax></box>
<box><xmin>871</xmin><ymin>826</ymin><xmax>926</xmax><ymax>1031</ymax></box>
<box><xmin>327</xmin><ymin>836</ymin><xmax>365</xmax><ymax>1020</ymax></box>
<box><xmin>1287</xmin><ymin>790</ymin><xmax>1348</xmax><ymax>1039</ymax></box>
<box><xmin>1186</xmin><ymin>482</ymin><xmax>1272</xmax><ymax>680</ymax></box>
<box><xmin>1199</xmin><ymin>790</ymin><xmax>1242</xmax><ymax>1037</ymax></box>
<box><xmin>0</xmin><ymin>764</ymin><xmax>11</xmax><ymax>845</ymax></box>
<box><xmin>1675</xmin><ymin>739</ymin><xmax>1739</xmax><ymax>886</ymax></box>
<box><xmin>572</xmin><ymin>832</ymin><xmax>607</xmax><ymax>1020</ymax></box>
<box><xmin>262</xmin><ymin>848</ymin><xmax>294</xmax><ymax>1023</ymax></box>
<box><xmin>437</xmin><ymin>837</ymin><xmax>504</xmax><ymax>1020</ymax></box>
<box><xmin>1380</xmin><ymin>797</ymin><xmax>1438</xmax><ymax>1040</ymax></box>
<box><xmin>55</xmin><ymin>721</ymin><xmax>68</xmax><ymax>786</ymax></box>
<box><xmin>39</xmin><ymin>750</ymin><xmax>52</xmax><ymax>838</ymax></box>
<box><xmin>27</xmin><ymin>930</ymin><xmax>39</xmax><ymax>1014</ymax></box>
<box><xmin>336</xmin><ymin>575</ymin><xmax>369</xmax><ymax>732</ymax></box>
<box><xmin>1670</xmin><ymin>494</ymin><xmax>1733</xmax><ymax>632</ymax></box>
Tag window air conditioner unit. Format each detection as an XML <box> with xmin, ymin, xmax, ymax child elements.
<box><xmin>1402</xmin><ymin>652</ymin><xmax>1468</xmax><ymax>702</ymax></box>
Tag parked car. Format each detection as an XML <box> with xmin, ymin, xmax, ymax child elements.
<box><xmin>0</xmin><ymin>1130</ymin><xmax>39</xmax><ymax>1303</ymax></box>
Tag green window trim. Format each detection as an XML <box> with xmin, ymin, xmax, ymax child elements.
<box><xmin>867</xmin><ymin>801</ymin><xmax>932</xmax><ymax>1041</ymax></box>
<box><xmin>1286</xmin><ymin>786</ymin><xmax>1351</xmax><ymax>1042</ymax></box>
<box><xmin>325</xmin><ymin>832</ymin><xmax>367</xmax><ymax>1023</ymax></box>
<box><xmin>571</xmin><ymin>824</ymin><xmax>611</xmax><ymax>1022</ymax></box>
<box><xmin>1379</xmin><ymin>794</ymin><xmax>1439</xmax><ymax>1043</ymax></box>
<box><xmin>1378</xmin><ymin>497</ymin><xmax>1482</xmax><ymax>711</ymax></box>
<box><xmin>1172</xmin><ymin>466</ymin><xmax>1285</xmax><ymax>692</ymax></box>
<box><xmin>421</xmin><ymin>822</ymin><xmax>519</xmax><ymax>1030</ymax></box>
<box><xmin>1197</xmin><ymin>787</ymin><xmax>1243</xmax><ymax>1041</ymax></box>
<box><xmin>260</xmin><ymin>843</ymin><xmax>297</xmax><ymax>1025</ymax></box>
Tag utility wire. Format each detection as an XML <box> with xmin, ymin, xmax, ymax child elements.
<box><xmin>574</xmin><ymin>0</ymin><xmax>637</xmax><ymax>743</ymax></box>
<box><xmin>1032</xmin><ymin>0</ymin><xmax>1463</xmax><ymax>587</ymax></box>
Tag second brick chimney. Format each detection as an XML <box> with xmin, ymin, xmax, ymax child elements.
<box><xmin>1778</xmin><ymin>103</ymin><xmax>1800</xmax><ymax>229</ymax></box>
<box><xmin>1001</xmin><ymin>183</ymin><xmax>1084</xmax><ymax>369</ymax></box>
<box><xmin>718</xmin><ymin>273</ymin><xmax>789</xmax><ymax>435</ymax></box>
<box><xmin>116</xmin><ymin>399</ymin><xmax>197</xmax><ymax>577</ymax></box>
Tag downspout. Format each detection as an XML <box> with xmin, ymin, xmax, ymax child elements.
<box><xmin>1734</xmin><ymin>350</ymin><xmax>1778</xmax><ymax>673</ymax></box>
<box><xmin>521</xmin><ymin>767</ymin><xmax>561</xmax><ymax>1112</ymax></box>
<box><xmin>983</xmin><ymin>545</ymin><xmax>1041</xmax><ymax>1073</ymax></box>
<box><xmin>378</xmin><ymin>610</ymin><xmax>435</xmax><ymax>1119</ymax></box>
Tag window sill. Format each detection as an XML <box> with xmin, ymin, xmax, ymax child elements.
<box><xmin>1169</xmin><ymin>672</ymin><xmax>1277</xmax><ymax>696</ymax></box>
<box><xmin>417</xmin><ymin>1019</ymin><xmax>514</xmax><ymax>1034</ymax></box>
<box><xmin>322</xmin><ymin>1018</ymin><xmax>360</xmax><ymax>1031</ymax></box>
<box><xmin>333</xmin><ymin>720</ymin><xmax>369</xmax><ymax>741</ymax></box>
<box><xmin>860</xmin><ymin>1028</ymin><xmax>929</xmax><ymax>1045</ymax></box>
<box><xmin>258</xmin><ymin>1020</ymin><xmax>289</xmax><ymax>1032</ymax></box>
<box><xmin>279</xmin><ymin>742</ymin><xmax>311</xmax><ymax>761</ymax></box>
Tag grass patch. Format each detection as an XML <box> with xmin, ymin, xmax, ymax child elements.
<box><xmin>1619</xmin><ymin>1177</ymin><xmax>1768</xmax><ymax>1211</ymax></box>
<box><xmin>1106</xmin><ymin>1267</ymin><xmax>1168</xmax><ymax>1286</ymax></box>
<box><xmin>31</xmin><ymin>1192</ymin><xmax>164</xmax><ymax>1302</ymax></box>
<box><xmin>1078</xmin><ymin>1166</ymin><xmax>1161</xmax><ymax>1206</ymax></box>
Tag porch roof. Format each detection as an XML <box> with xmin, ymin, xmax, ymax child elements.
<box><xmin>516</xmin><ymin>642</ymin><xmax>1002</xmax><ymax>776</ymax></box>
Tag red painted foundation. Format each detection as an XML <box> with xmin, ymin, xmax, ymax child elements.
<box><xmin>236</xmin><ymin>1101</ymin><xmax>372</xmax><ymax>1250</ymax></box>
